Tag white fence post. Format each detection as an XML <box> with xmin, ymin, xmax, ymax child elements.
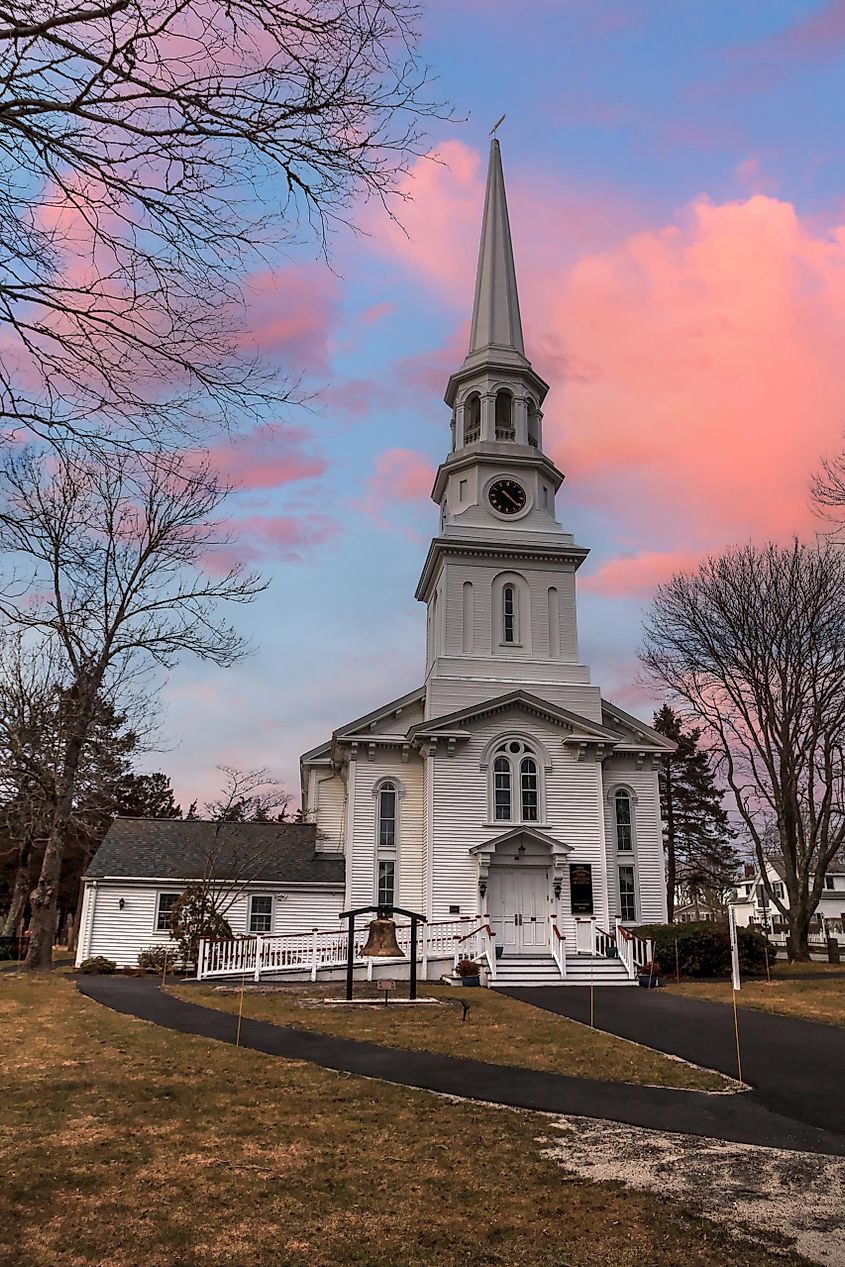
<box><xmin>254</xmin><ymin>936</ymin><xmax>263</xmax><ymax>983</ymax></box>
<box><xmin>311</xmin><ymin>928</ymin><xmax>319</xmax><ymax>982</ymax></box>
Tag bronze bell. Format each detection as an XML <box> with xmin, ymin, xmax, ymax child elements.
<box><xmin>361</xmin><ymin>916</ymin><xmax>404</xmax><ymax>958</ymax></box>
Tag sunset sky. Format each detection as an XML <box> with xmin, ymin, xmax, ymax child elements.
<box><xmin>155</xmin><ymin>0</ymin><xmax>845</xmax><ymax>809</ymax></box>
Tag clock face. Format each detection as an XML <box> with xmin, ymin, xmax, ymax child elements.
<box><xmin>488</xmin><ymin>479</ymin><xmax>527</xmax><ymax>516</ymax></box>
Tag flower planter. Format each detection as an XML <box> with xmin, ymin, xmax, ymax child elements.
<box><xmin>461</xmin><ymin>976</ymin><xmax>481</xmax><ymax>988</ymax></box>
<box><xmin>495</xmin><ymin>945</ymin><xmax>504</xmax><ymax>960</ymax></box>
<box><xmin>638</xmin><ymin>974</ymin><xmax>660</xmax><ymax>988</ymax></box>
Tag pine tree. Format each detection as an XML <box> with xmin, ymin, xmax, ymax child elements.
<box><xmin>653</xmin><ymin>705</ymin><xmax>739</xmax><ymax>922</ymax></box>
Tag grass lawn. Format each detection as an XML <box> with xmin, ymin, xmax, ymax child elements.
<box><xmin>0</xmin><ymin>972</ymin><xmax>810</xmax><ymax>1267</ymax></box>
<box><xmin>666</xmin><ymin>962</ymin><xmax>845</xmax><ymax>1026</ymax></box>
<box><xmin>172</xmin><ymin>980</ymin><xmax>730</xmax><ymax>1091</ymax></box>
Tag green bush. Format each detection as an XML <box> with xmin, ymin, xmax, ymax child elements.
<box><xmin>633</xmin><ymin>921</ymin><xmax>775</xmax><ymax>979</ymax></box>
<box><xmin>137</xmin><ymin>945</ymin><xmax>182</xmax><ymax>974</ymax></box>
<box><xmin>77</xmin><ymin>955</ymin><xmax>117</xmax><ymax>974</ymax></box>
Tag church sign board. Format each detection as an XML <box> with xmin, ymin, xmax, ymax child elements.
<box><xmin>569</xmin><ymin>864</ymin><xmax>594</xmax><ymax>916</ymax></box>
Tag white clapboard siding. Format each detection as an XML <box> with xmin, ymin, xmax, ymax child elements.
<box><xmin>425</xmin><ymin>675</ymin><xmax>603</xmax><ymax>724</ymax></box>
<box><xmin>427</xmin><ymin>706</ymin><xmax>606</xmax><ymax>931</ymax></box>
<box><xmin>347</xmin><ymin>752</ymin><xmax>426</xmax><ymax>911</ymax></box>
<box><xmin>313</xmin><ymin>771</ymin><xmax>346</xmax><ymax>853</ymax></box>
<box><xmin>601</xmin><ymin>756</ymin><xmax>667</xmax><ymax>926</ymax></box>
<box><xmin>76</xmin><ymin>880</ymin><xmax>344</xmax><ymax>968</ymax></box>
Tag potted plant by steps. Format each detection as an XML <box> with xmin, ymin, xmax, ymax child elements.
<box><xmin>455</xmin><ymin>958</ymin><xmax>482</xmax><ymax>987</ymax></box>
<box><xmin>638</xmin><ymin>959</ymin><xmax>662</xmax><ymax>988</ymax></box>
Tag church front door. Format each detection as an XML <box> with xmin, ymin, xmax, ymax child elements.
<box><xmin>487</xmin><ymin>865</ymin><xmax>550</xmax><ymax>956</ymax></box>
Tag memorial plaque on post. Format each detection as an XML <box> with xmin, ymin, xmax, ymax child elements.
<box><xmin>379</xmin><ymin>978</ymin><xmax>396</xmax><ymax>1004</ymax></box>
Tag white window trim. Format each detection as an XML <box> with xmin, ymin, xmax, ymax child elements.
<box><xmin>248</xmin><ymin>893</ymin><xmax>274</xmax><ymax>934</ymax></box>
<box><xmin>617</xmin><ymin>862</ymin><xmax>638</xmax><ymax>924</ymax></box>
<box><xmin>154</xmin><ymin>891</ymin><xmax>180</xmax><ymax>933</ymax></box>
<box><xmin>484</xmin><ymin>737</ymin><xmax>547</xmax><ymax>826</ymax></box>
<box><xmin>491</xmin><ymin>571</ymin><xmax>531</xmax><ymax>651</ymax></box>
<box><xmin>372</xmin><ymin>777</ymin><xmax>402</xmax><ymax>905</ymax></box>
<box><xmin>606</xmin><ymin>782</ymin><xmax>638</xmax><ymax>855</ymax></box>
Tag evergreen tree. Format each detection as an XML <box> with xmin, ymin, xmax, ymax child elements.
<box><xmin>653</xmin><ymin>705</ymin><xmax>740</xmax><ymax>921</ymax></box>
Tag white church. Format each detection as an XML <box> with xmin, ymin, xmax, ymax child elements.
<box><xmin>76</xmin><ymin>141</ymin><xmax>670</xmax><ymax>986</ymax></box>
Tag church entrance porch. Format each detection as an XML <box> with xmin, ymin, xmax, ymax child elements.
<box><xmin>487</xmin><ymin>864</ymin><xmax>551</xmax><ymax>956</ymax></box>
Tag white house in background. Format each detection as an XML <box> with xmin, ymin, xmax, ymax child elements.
<box><xmin>77</xmin><ymin>140</ymin><xmax>671</xmax><ymax>985</ymax></box>
<box><xmin>298</xmin><ymin>138</ymin><xmax>673</xmax><ymax>987</ymax></box>
<box><xmin>731</xmin><ymin>860</ymin><xmax>845</xmax><ymax>939</ymax></box>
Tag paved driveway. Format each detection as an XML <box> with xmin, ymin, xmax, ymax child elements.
<box><xmin>502</xmin><ymin>985</ymin><xmax>845</xmax><ymax>1137</ymax></box>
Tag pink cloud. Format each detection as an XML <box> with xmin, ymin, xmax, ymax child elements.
<box><xmin>581</xmin><ymin>550</ymin><xmax>707</xmax><ymax>598</ymax></box>
<box><xmin>366</xmin><ymin>449</ymin><xmax>435</xmax><ymax>504</ymax></box>
<box><xmin>241</xmin><ymin>264</ymin><xmax>338</xmax><ymax>376</ymax></box>
<box><xmin>203</xmin><ymin>424</ymin><xmax>325</xmax><ymax>491</ymax></box>
<box><xmin>205</xmin><ymin>513</ymin><xmax>337</xmax><ymax>574</ymax></box>
<box><xmin>364</xmin><ymin>143</ymin><xmax>845</xmax><ymax>600</ymax></box>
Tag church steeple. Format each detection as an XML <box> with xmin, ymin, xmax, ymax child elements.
<box><xmin>468</xmin><ymin>139</ymin><xmax>526</xmax><ymax>363</ymax></box>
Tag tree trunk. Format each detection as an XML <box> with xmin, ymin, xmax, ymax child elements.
<box><xmin>788</xmin><ymin>900</ymin><xmax>814</xmax><ymax>962</ymax></box>
<box><xmin>1</xmin><ymin>828</ymin><xmax>34</xmax><ymax>937</ymax></box>
<box><xmin>24</xmin><ymin>686</ymin><xmax>97</xmax><ymax>970</ymax></box>
<box><xmin>664</xmin><ymin>757</ymin><xmax>676</xmax><ymax>922</ymax></box>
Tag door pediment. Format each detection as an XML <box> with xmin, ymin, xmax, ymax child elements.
<box><xmin>470</xmin><ymin>826</ymin><xmax>571</xmax><ymax>878</ymax></box>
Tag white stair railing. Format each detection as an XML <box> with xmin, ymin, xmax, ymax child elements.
<box><xmin>614</xmin><ymin>919</ymin><xmax>652</xmax><ymax>979</ymax></box>
<box><xmin>549</xmin><ymin>915</ymin><xmax>566</xmax><ymax>979</ymax></box>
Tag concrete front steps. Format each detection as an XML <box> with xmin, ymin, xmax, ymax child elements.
<box><xmin>493</xmin><ymin>953</ymin><xmax>636</xmax><ymax>987</ymax></box>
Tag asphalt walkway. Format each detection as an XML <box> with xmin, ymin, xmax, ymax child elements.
<box><xmin>77</xmin><ymin>975</ymin><xmax>845</xmax><ymax>1157</ymax></box>
<box><xmin>503</xmin><ymin>985</ymin><xmax>845</xmax><ymax>1137</ymax></box>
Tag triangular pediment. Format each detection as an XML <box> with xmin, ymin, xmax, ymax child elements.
<box><xmin>468</xmin><ymin>826</ymin><xmax>572</xmax><ymax>856</ymax></box>
<box><xmin>600</xmin><ymin>699</ymin><xmax>676</xmax><ymax>753</ymax></box>
<box><xmin>408</xmin><ymin>690</ymin><xmax>619</xmax><ymax>744</ymax></box>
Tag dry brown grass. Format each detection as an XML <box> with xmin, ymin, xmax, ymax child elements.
<box><xmin>0</xmin><ymin>972</ymin><xmax>810</xmax><ymax>1267</ymax></box>
<box><xmin>173</xmin><ymin>980</ymin><xmax>731</xmax><ymax>1091</ymax></box>
<box><xmin>666</xmin><ymin>962</ymin><xmax>845</xmax><ymax>1026</ymax></box>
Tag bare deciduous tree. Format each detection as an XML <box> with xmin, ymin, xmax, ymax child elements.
<box><xmin>0</xmin><ymin>0</ymin><xmax>444</xmax><ymax>443</ymax></box>
<box><xmin>640</xmin><ymin>540</ymin><xmax>845</xmax><ymax>960</ymax></box>
<box><xmin>0</xmin><ymin>446</ymin><xmax>265</xmax><ymax>967</ymax></box>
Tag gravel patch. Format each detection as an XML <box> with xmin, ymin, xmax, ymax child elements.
<box><xmin>540</xmin><ymin>1116</ymin><xmax>845</xmax><ymax>1265</ymax></box>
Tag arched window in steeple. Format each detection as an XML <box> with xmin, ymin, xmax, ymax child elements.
<box><xmin>502</xmin><ymin>584</ymin><xmax>517</xmax><ymax>644</ymax></box>
<box><xmin>527</xmin><ymin>398</ymin><xmax>540</xmax><ymax>448</ymax></box>
<box><xmin>464</xmin><ymin>393</ymin><xmax>481</xmax><ymax>444</ymax></box>
<box><xmin>495</xmin><ymin>389</ymin><xmax>515</xmax><ymax>440</ymax></box>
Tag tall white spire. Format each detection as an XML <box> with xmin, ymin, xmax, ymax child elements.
<box><xmin>468</xmin><ymin>138</ymin><xmax>525</xmax><ymax>359</ymax></box>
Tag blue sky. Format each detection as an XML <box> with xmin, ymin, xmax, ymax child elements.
<box><xmin>150</xmin><ymin>1</ymin><xmax>845</xmax><ymax>808</ymax></box>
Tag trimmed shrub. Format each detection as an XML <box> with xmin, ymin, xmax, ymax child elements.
<box><xmin>137</xmin><ymin>945</ymin><xmax>182</xmax><ymax>974</ymax></box>
<box><xmin>77</xmin><ymin>955</ymin><xmax>117</xmax><ymax>974</ymax></box>
<box><xmin>455</xmin><ymin>958</ymin><xmax>481</xmax><ymax>977</ymax></box>
<box><xmin>633</xmin><ymin>921</ymin><xmax>775</xmax><ymax>979</ymax></box>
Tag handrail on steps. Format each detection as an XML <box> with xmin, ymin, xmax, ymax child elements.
<box><xmin>456</xmin><ymin>922</ymin><xmax>495</xmax><ymax>944</ymax></box>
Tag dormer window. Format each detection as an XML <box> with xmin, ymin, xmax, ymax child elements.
<box><xmin>495</xmin><ymin>389</ymin><xmax>514</xmax><ymax>440</ymax></box>
<box><xmin>464</xmin><ymin>393</ymin><xmax>481</xmax><ymax>444</ymax></box>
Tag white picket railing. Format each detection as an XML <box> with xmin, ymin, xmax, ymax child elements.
<box><xmin>452</xmin><ymin>922</ymin><xmax>498</xmax><ymax>984</ymax></box>
<box><xmin>197</xmin><ymin>917</ymin><xmax>487</xmax><ymax>983</ymax></box>
<box><xmin>549</xmin><ymin>914</ymin><xmax>567</xmax><ymax>979</ymax></box>
<box><xmin>614</xmin><ymin>918</ymin><xmax>652</xmax><ymax>980</ymax></box>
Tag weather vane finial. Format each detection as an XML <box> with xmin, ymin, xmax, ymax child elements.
<box><xmin>490</xmin><ymin>113</ymin><xmax>506</xmax><ymax>136</ymax></box>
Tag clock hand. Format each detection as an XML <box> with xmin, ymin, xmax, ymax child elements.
<box><xmin>500</xmin><ymin>488</ymin><xmax>519</xmax><ymax>508</ymax></box>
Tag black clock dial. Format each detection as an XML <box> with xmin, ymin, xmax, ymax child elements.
<box><xmin>488</xmin><ymin>479</ymin><xmax>527</xmax><ymax>515</ymax></box>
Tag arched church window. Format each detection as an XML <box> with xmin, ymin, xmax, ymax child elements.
<box><xmin>491</xmin><ymin>740</ymin><xmax>542</xmax><ymax>823</ymax></box>
<box><xmin>614</xmin><ymin>789</ymin><xmax>633</xmax><ymax>852</ymax></box>
<box><xmin>520</xmin><ymin>756</ymin><xmax>539</xmax><ymax>821</ymax></box>
<box><xmin>493</xmin><ymin>756</ymin><xmax>512</xmax><ymax>821</ymax></box>
<box><xmin>495</xmin><ymin>389</ymin><xmax>515</xmax><ymax>440</ymax></box>
<box><xmin>502</xmin><ymin>585</ymin><xmax>516</xmax><ymax>644</ymax></box>
<box><xmin>464</xmin><ymin>393</ymin><xmax>481</xmax><ymax>444</ymax></box>
<box><xmin>378</xmin><ymin>783</ymin><xmax>397</xmax><ymax>848</ymax></box>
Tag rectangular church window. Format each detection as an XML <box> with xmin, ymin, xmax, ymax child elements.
<box><xmin>619</xmin><ymin>867</ymin><xmax>636</xmax><ymax>922</ymax></box>
<box><xmin>378</xmin><ymin>860</ymin><xmax>395</xmax><ymax>908</ymax></box>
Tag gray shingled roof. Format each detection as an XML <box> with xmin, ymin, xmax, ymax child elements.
<box><xmin>86</xmin><ymin>818</ymin><xmax>344</xmax><ymax>885</ymax></box>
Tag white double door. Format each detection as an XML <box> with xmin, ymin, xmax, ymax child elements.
<box><xmin>488</xmin><ymin>866</ymin><xmax>550</xmax><ymax>955</ymax></box>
